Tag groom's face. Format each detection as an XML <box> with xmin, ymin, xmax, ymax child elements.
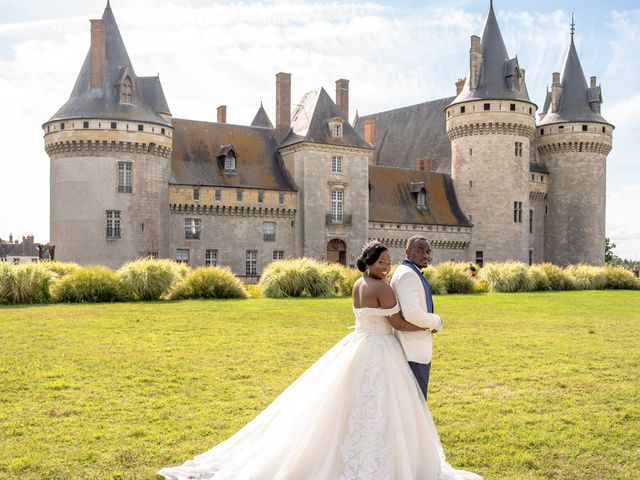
<box><xmin>406</xmin><ymin>240</ymin><xmax>432</xmax><ymax>269</ymax></box>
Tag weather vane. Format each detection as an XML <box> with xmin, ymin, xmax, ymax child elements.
<box><xmin>570</xmin><ymin>13</ymin><xmax>575</xmax><ymax>38</ymax></box>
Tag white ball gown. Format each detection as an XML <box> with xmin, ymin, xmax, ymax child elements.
<box><xmin>158</xmin><ymin>305</ymin><xmax>483</xmax><ymax>480</ymax></box>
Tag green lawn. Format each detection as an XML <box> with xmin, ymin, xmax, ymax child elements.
<box><xmin>1</xmin><ymin>291</ymin><xmax>639</xmax><ymax>480</ymax></box>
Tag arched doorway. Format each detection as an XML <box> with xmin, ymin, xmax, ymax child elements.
<box><xmin>326</xmin><ymin>239</ymin><xmax>347</xmax><ymax>265</ymax></box>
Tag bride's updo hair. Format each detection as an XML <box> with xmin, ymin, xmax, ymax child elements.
<box><xmin>356</xmin><ymin>241</ymin><xmax>388</xmax><ymax>272</ymax></box>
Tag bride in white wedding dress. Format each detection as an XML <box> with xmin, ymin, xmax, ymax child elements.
<box><xmin>158</xmin><ymin>242</ymin><xmax>483</xmax><ymax>480</ymax></box>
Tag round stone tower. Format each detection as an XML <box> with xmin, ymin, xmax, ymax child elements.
<box><xmin>537</xmin><ymin>31</ymin><xmax>613</xmax><ymax>266</ymax></box>
<box><xmin>445</xmin><ymin>1</ymin><xmax>537</xmax><ymax>264</ymax></box>
<box><xmin>43</xmin><ymin>2</ymin><xmax>173</xmax><ymax>267</ymax></box>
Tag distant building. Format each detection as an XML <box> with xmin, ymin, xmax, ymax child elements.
<box><xmin>43</xmin><ymin>2</ymin><xmax>613</xmax><ymax>277</ymax></box>
<box><xmin>0</xmin><ymin>235</ymin><xmax>39</xmax><ymax>264</ymax></box>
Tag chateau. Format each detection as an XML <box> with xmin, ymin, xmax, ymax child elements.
<box><xmin>43</xmin><ymin>2</ymin><xmax>613</xmax><ymax>279</ymax></box>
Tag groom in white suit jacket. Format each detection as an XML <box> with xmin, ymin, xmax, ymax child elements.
<box><xmin>390</xmin><ymin>235</ymin><xmax>442</xmax><ymax>400</ymax></box>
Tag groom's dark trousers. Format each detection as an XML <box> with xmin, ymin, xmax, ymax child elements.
<box><xmin>409</xmin><ymin>361</ymin><xmax>431</xmax><ymax>400</ymax></box>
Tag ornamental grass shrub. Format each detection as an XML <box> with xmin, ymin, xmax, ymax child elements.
<box><xmin>434</xmin><ymin>262</ymin><xmax>475</xmax><ymax>294</ymax></box>
<box><xmin>0</xmin><ymin>263</ymin><xmax>54</xmax><ymax>304</ymax></box>
<box><xmin>602</xmin><ymin>265</ymin><xmax>640</xmax><ymax>290</ymax></box>
<box><xmin>566</xmin><ymin>264</ymin><xmax>607</xmax><ymax>290</ymax></box>
<box><xmin>41</xmin><ymin>261</ymin><xmax>81</xmax><ymax>278</ymax></box>
<box><xmin>51</xmin><ymin>266</ymin><xmax>124</xmax><ymax>303</ymax></box>
<box><xmin>259</xmin><ymin>258</ymin><xmax>334</xmax><ymax>298</ymax></box>
<box><xmin>477</xmin><ymin>262</ymin><xmax>534</xmax><ymax>293</ymax></box>
<box><xmin>118</xmin><ymin>258</ymin><xmax>183</xmax><ymax>301</ymax></box>
<box><xmin>169</xmin><ymin>267</ymin><xmax>247</xmax><ymax>300</ymax></box>
<box><xmin>319</xmin><ymin>262</ymin><xmax>361</xmax><ymax>296</ymax></box>
<box><xmin>527</xmin><ymin>264</ymin><xmax>551</xmax><ymax>291</ymax></box>
<box><xmin>421</xmin><ymin>266</ymin><xmax>447</xmax><ymax>295</ymax></box>
<box><xmin>536</xmin><ymin>263</ymin><xmax>575</xmax><ymax>291</ymax></box>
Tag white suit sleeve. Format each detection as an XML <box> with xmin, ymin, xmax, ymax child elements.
<box><xmin>394</xmin><ymin>272</ymin><xmax>442</xmax><ymax>331</ymax></box>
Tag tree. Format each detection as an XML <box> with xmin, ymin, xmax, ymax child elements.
<box><xmin>605</xmin><ymin>237</ymin><xmax>616</xmax><ymax>263</ymax></box>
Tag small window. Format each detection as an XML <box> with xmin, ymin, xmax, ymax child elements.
<box><xmin>540</xmin><ymin>128</ymin><xmax>544</xmax><ymax>135</ymax></box>
<box><xmin>147</xmin><ymin>251</ymin><xmax>159</xmax><ymax>259</ymax></box>
<box><xmin>106</xmin><ymin>210</ymin><xmax>121</xmax><ymax>239</ymax></box>
<box><xmin>469</xmin><ymin>148</ymin><xmax>472</xmax><ymax>156</ymax></box>
<box><xmin>447</xmin><ymin>111</ymin><xmax>451</xmax><ymax>118</ymax></box>
<box><xmin>83</xmin><ymin>121</ymin><xmax>89</xmax><ymax>129</ymax></box>
<box><xmin>176</xmin><ymin>249</ymin><xmax>189</xmax><ymax>264</ymax></box>
<box><xmin>331</xmin><ymin>155</ymin><xmax>343</xmax><ymax>173</ymax></box>
<box><xmin>529</xmin><ymin>209</ymin><xmax>533</xmax><ymax>233</ymax></box>
<box><xmin>582</xmin><ymin>125</ymin><xmax>588</xmax><ymax>132</ymax></box>
<box><xmin>117</xmin><ymin>162</ymin><xmax>132</xmax><ymax>193</ymax></box>
<box><xmin>515</xmin><ymin>142</ymin><xmax>523</xmax><ymax>157</ymax></box>
<box><xmin>460</xmin><ymin>106</ymin><xmax>466</xmax><ymax>114</ymax></box>
<box><xmin>475</xmin><ymin>251</ymin><xmax>484</xmax><ymax>268</ymax></box>
<box><xmin>529</xmin><ymin>250</ymin><xmax>533</xmax><ymax>266</ymax></box>
<box><xmin>602</xmin><ymin>127</ymin><xmax>606</xmax><ymax>133</ymax></box>
<box><xmin>193</xmin><ymin>188</ymin><xmax>200</xmax><ymax>201</ymax></box>
<box><xmin>545</xmin><ymin>205</ymin><xmax>548</xmax><ymax>215</ymax></box>
<box><xmin>258</xmin><ymin>191</ymin><xmax>265</xmax><ymax>203</ymax></box>
<box><xmin>111</xmin><ymin>122</ymin><xmax>117</xmax><ymax>130</ymax></box>
<box><xmin>237</xmin><ymin>190</ymin><xmax>243</xmax><ymax>202</ymax></box>
<box><xmin>185</xmin><ymin>218</ymin><xmax>201</xmax><ymax>240</ymax></box>
<box><xmin>263</xmin><ymin>221</ymin><xmax>276</xmax><ymax>242</ymax></box>
<box><xmin>510</xmin><ymin>103</ymin><xmax>516</xmax><ymax>111</ymax></box>
<box><xmin>205</xmin><ymin>249</ymin><xmax>218</xmax><ymax>266</ymax></box>
<box><xmin>273</xmin><ymin>250</ymin><xmax>285</xmax><ymax>260</ymax></box>
<box><xmin>246</xmin><ymin>250</ymin><xmax>258</xmax><ymax>276</ymax></box>
<box><xmin>120</xmin><ymin>76</ymin><xmax>133</xmax><ymax>103</ymax></box>
<box><xmin>558</xmin><ymin>126</ymin><xmax>564</xmax><ymax>132</ymax></box>
<box><xmin>531</xmin><ymin>174</ymin><xmax>535</xmax><ymax>181</ymax></box>
<box><xmin>332</xmin><ymin>124</ymin><xmax>343</xmax><ymax>138</ymax></box>
<box><xmin>138</xmin><ymin>124</ymin><xmax>144</xmax><ymax>132</ymax></box>
<box><xmin>215</xmin><ymin>190</ymin><xmax>221</xmax><ymax>202</ymax></box>
<box><xmin>416</xmin><ymin>190</ymin><xmax>426</xmax><ymax>209</ymax></box>
<box><xmin>225</xmin><ymin>154</ymin><xmax>236</xmax><ymax>170</ymax></box>
<box><xmin>278</xmin><ymin>192</ymin><xmax>285</xmax><ymax>205</ymax></box>
<box><xmin>540</xmin><ymin>176</ymin><xmax>544</xmax><ymax>183</ymax></box>
<box><xmin>60</xmin><ymin>122</ymin><xmax>65</xmax><ymax>130</ymax></box>
<box><xmin>161</xmin><ymin>128</ymin><xmax>166</xmax><ymax>135</ymax></box>
<box><xmin>514</xmin><ymin>201</ymin><xmax>523</xmax><ymax>223</ymax></box>
<box><xmin>529</xmin><ymin>107</ymin><xmax>533</xmax><ymax>114</ymax></box>
<box><xmin>469</xmin><ymin>180</ymin><xmax>473</xmax><ymax>188</ymax></box>
<box><xmin>483</xmin><ymin>103</ymin><xmax>490</xmax><ymax>111</ymax></box>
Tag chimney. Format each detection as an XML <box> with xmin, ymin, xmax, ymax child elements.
<box><xmin>469</xmin><ymin>35</ymin><xmax>482</xmax><ymax>89</ymax></box>
<box><xmin>217</xmin><ymin>105</ymin><xmax>227</xmax><ymax>124</ymax></box>
<box><xmin>26</xmin><ymin>235</ymin><xmax>34</xmax><ymax>244</ymax></box>
<box><xmin>416</xmin><ymin>158</ymin><xmax>431</xmax><ymax>172</ymax></box>
<box><xmin>590</xmin><ymin>76</ymin><xmax>597</xmax><ymax>88</ymax></box>
<box><xmin>90</xmin><ymin>19</ymin><xmax>106</xmax><ymax>90</ymax></box>
<box><xmin>335</xmin><ymin>79</ymin><xmax>349</xmax><ymax>122</ymax></box>
<box><xmin>276</xmin><ymin>72</ymin><xmax>291</xmax><ymax>142</ymax></box>
<box><xmin>9</xmin><ymin>233</ymin><xmax>13</xmax><ymax>243</ymax></box>
<box><xmin>551</xmin><ymin>72</ymin><xmax>561</xmax><ymax>113</ymax></box>
<box><xmin>363</xmin><ymin>118</ymin><xmax>376</xmax><ymax>145</ymax></box>
<box><xmin>455</xmin><ymin>78</ymin><xmax>466</xmax><ymax>95</ymax></box>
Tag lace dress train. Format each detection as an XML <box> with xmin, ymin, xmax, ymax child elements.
<box><xmin>158</xmin><ymin>305</ymin><xmax>482</xmax><ymax>480</ymax></box>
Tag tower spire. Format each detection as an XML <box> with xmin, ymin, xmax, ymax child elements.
<box><xmin>570</xmin><ymin>13</ymin><xmax>575</xmax><ymax>40</ymax></box>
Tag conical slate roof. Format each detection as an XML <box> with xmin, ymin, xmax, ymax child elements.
<box><xmin>47</xmin><ymin>2</ymin><xmax>170</xmax><ymax>126</ymax></box>
<box><xmin>449</xmin><ymin>1</ymin><xmax>530</xmax><ymax>105</ymax></box>
<box><xmin>280</xmin><ymin>88</ymin><xmax>371</xmax><ymax>149</ymax></box>
<box><xmin>539</xmin><ymin>37</ymin><xmax>609</xmax><ymax>126</ymax></box>
<box><xmin>250</xmin><ymin>103</ymin><xmax>274</xmax><ymax>128</ymax></box>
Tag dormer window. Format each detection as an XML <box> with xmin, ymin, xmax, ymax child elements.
<box><xmin>120</xmin><ymin>76</ymin><xmax>133</xmax><ymax>104</ymax></box>
<box><xmin>225</xmin><ymin>153</ymin><xmax>236</xmax><ymax>170</ymax></box>
<box><xmin>327</xmin><ymin>117</ymin><xmax>344</xmax><ymax>139</ymax></box>
<box><xmin>417</xmin><ymin>190</ymin><xmax>426</xmax><ymax>209</ymax></box>
<box><xmin>218</xmin><ymin>145</ymin><xmax>238</xmax><ymax>172</ymax></box>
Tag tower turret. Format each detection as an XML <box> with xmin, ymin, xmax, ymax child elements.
<box><xmin>43</xmin><ymin>2</ymin><xmax>173</xmax><ymax>267</ymax></box>
<box><xmin>445</xmin><ymin>0</ymin><xmax>537</xmax><ymax>264</ymax></box>
<box><xmin>536</xmin><ymin>20</ymin><xmax>613</xmax><ymax>266</ymax></box>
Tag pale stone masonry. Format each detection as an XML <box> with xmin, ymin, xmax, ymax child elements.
<box><xmin>44</xmin><ymin>2</ymin><xmax>613</xmax><ymax>276</ymax></box>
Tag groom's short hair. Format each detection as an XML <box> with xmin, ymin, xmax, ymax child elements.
<box><xmin>406</xmin><ymin>235</ymin><xmax>430</xmax><ymax>251</ymax></box>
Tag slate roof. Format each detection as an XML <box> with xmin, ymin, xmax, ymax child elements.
<box><xmin>47</xmin><ymin>3</ymin><xmax>170</xmax><ymax>126</ymax></box>
<box><xmin>368</xmin><ymin>166</ymin><xmax>471</xmax><ymax>227</ymax></box>
<box><xmin>449</xmin><ymin>1</ymin><xmax>530</xmax><ymax>106</ymax></box>
<box><xmin>3</xmin><ymin>240</ymin><xmax>39</xmax><ymax>258</ymax></box>
<box><xmin>355</xmin><ymin>97</ymin><xmax>455</xmax><ymax>174</ymax></box>
<box><xmin>0</xmin><ymin>243</ymin><xmax>13</xmax><ymax>259</ymax></box>
<box><xmin>170</xmin><ymin>118</ymin><xmax>296</xmax><ymax>191</ymax></box>
<box><xmin>538</xmin><ymin>37</ymin><xmax>610</xmax><ymax>126</ymax></box>
<box><xmin>280</xmin><ymin>88</ymin><xmax>371</xmax><ymax>149</ymax></box>
<box><xmin>250</xmin><ymin>103</ymin><xmax>274</xmax><ymax>129</ymax></box>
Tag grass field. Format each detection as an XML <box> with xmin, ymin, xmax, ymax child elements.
<box><xmin>1</xmin><ymin>291</ymin><xmax>639</xmax><ymax>479</ymax></box>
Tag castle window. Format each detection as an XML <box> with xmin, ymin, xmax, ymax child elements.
<box><xmin>273</xmin><ymin>250</ymin><xmax>285</xmax><ymax>260</ymax></box>
<box><xmin>215</xmin><ymin>190</ymin><xmax>221</xmax><ymax>202</ymax></box>
<box><xmin>60</xmin><ymin>122</ymin><xmax>65</xmax><ymax>130</ymax></box>
<box><xmin>138</xmin><ymin>124</ymin><xmax>144</xmax><ymax>132</ymax></box>
<box><xmin>602</xmin><ymin>127</ymin><xmax>606</xmax><ymax>133</ymax></box>
<box><xmin>545</xmin><ymin>205</ymin><xmax>548</xmax><ymax>215</ymax></box>
<box><xmin>245</xmin><ymin>250</ymin><xmax>258</xmax><ymax>276</ymax></box>
<box><xmin>469</xmin><ymin>180</ymin><xmax>473</xmax><ymax>188</ymax></box>
<box><xmin>540</xmin><ymin>176</ymin><xmax>544</xmax><ymax>183</ymax></box>
<box><xmin>263</xmin><ymin>222</ymin><xmax>276</xmax><ymax>242</ymax></box>
<box><xmin>510</xmin><ymin>103</ymin><xmax>516</xmax><ymax>111</ymax></box>
<box><xmin>416</xmin><ymin>190</ymin><xmax>426</xmax><ymax>209</ymax></box>
<box><xmin>205</xmin><ymin>249</ymin><xmax>218</xmax><ymax>266</ymax></box>
<box><xmin>106</xmin><ymin>210</ymin><xmax>121</xmax><ymax>239</ymax></box>
<box><xmin>258</xmin><ymin>191</ymin><xmax>265</xmax><ymax>203</ymax></box>
<box><xmin>460</xmin><ymin>106</ymin><xmax>465</xmax><ymax>114</ymax></box>
<box><xmin>237</xmin><ymin>190</ymin><xmax>243</xmax><ymax>202</ymax></box>
<box><xmin>558</xmin><ymin>126</ymin><xmax>564</xmax><ymax>132</ymax></box>
<box><xmin>193</xmin><ymin>188</ymin><xmax>200</xmax><ymax>201</ymax></box>
<box><xmin>120</xmin><ymin>76</ymin><xmax>133</xmax><ymax>104</ymax></box>
<box><xmin>331</xmin><ymin>190</ymin><xmax>344</xmax><ymax>223</ymax></box>
<box><xmin>83</xmin><ymin>121</ymin><xmax>89</xmax><ymax>129</ymax></box>
<box><xmin>515</xmin><ymin>142</ymin><xmax>523</xmax><ymax>157</ymax></box>
<box><xmin>225</xmin><ymin>153</ymin><xmax>236</xmax><ymax>171</ymax></box>
<box><xmin>332</xmin><ymin>124</ymin><xmax>343</xmax><ymax>138</ymax></box>
<box><xmin>161</xmin><ymin>128</ymin><xmax>166</xmax><ymax>135</ymax></box>
<box><xmin>332</xmin><ymin>155</ymin><xmax>343</xmax><ymax>173</ymax></box>
<box><xmin>185</xmin><ymin>218</ymin><xmax>201</xmax><ymax>240</ymax></box>
<box><xmin>529</xmin><ymin>107</ymin><xmax>533</xmax><ymax>114</ymax></box>
<box><xmin>111</xmin><ymin>122</ymin><xmax>117</xmax><ymax>130</ymax></box>
<box><xmin>278</xmin><ymin>192</ymin><xmax>285</xmax><ymax>205</ymax></box>
<box><xmin>484</xmin><ymin>103</ymin><xmax>490</xmax><ymax>111</ymax></box>
<box><xmin>529</xmin><ymin>250</ymin><xmax>533</xmax><ymax>266</ymax></box>
<box><xmin>176</xmin><ymin>249</ymin><xmax>189</xmax><ymax>264</ymax></box>
<box><xmin>475</xmin><ymin>251</ymin><xmax>484</xmax><ymax>267</ymax></box>
<box><xmin>513</xmin><ymin>201</ymin><xmax>523</xmax><ymax>223</ymax></box>
<box><xmin>529</xmin><ymin>209</ymin><xmax>533</xmax><ymax>233</ymax></box>
<box><xmin>540</xmin><ymin>128</ymin><xmax>544</xmax><ymax>135</ymax></box>
<box><xmin>582</xmin><ymin>125</ymin><xmax>588</xmax><ymax>132</ymax></box>
<box><xmin>117</xmin><ymin>162</ymin><xmax>132</xmax><ymax>193</ymax></box>
<box><xmin>147</xmin><ymin>251</ymin><xmax>158</xmax><ymax>259</ymax></box>
<box><xmin>531</xmin><ymin>174</ymin><xmax>535</xmax><ymax>181</ymax></box>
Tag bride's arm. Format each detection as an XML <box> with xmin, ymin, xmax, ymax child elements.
<box><xmin>378</xmin><ymin>284</ymin><xmax>424</xmax><ymax>332</ymax></box>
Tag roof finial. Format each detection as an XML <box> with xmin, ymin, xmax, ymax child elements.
<box><xmin>570</xmin><ymin>13</ymin><xmax>575</xmax><ymax>39</ymax></box>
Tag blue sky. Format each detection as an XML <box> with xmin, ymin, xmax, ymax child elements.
<box><xmin>0</xmin><ymin>0</ymin><xmax>638</xmax><ymax>259</ymax></box>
